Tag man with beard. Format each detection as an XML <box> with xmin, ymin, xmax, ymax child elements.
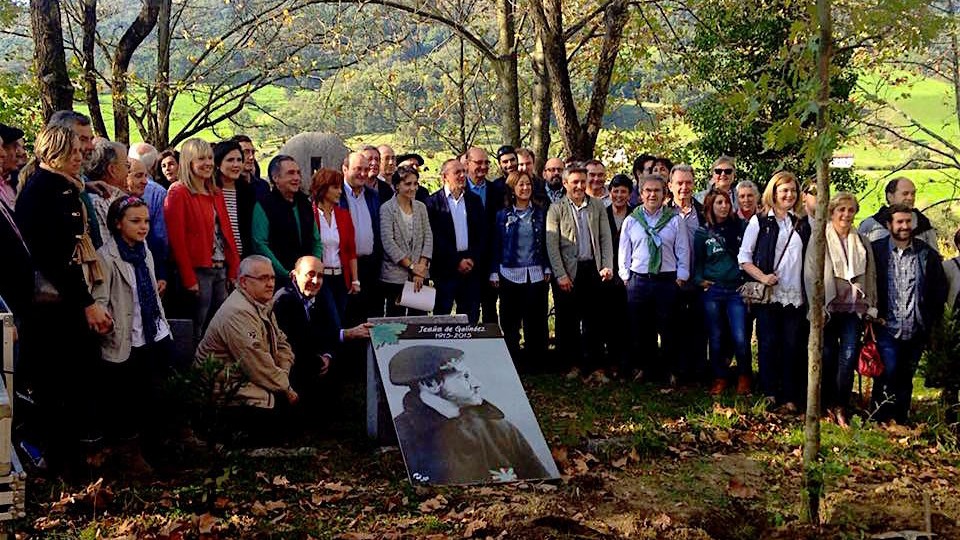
<box><xmin>859</xmin><ymin>177</ymin><xmax>939</xmax><ymax>250</ymax></box>
<box><xmin>542</xmin><ymin>157</ymin><xmax>566</xmax><ymax>205</ymax></box>
<box><xmin>389</xmin><ymin>345</ymin><xmax>548</xmax><ymax>484</ymax></box>
<box><xmin>870</xmin><ymin>204</ymin><xmax>946</xmax><ymax>423</ymax></box>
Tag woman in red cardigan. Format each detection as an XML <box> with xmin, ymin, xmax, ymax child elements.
<box><xmin>310</xmin><ymin>168</ymin><xmax>358</xmax><ymax>321</ymax></box>
<box><xmin>164</xmin><ymin>138</ymin><xmax>240</xmax><ymax>342</ymax></box>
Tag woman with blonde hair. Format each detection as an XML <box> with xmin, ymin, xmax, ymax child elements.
<box><xmin>737</xmin><ymin>171</ymin><xmax>810</xmax><ymax>412</ymax></box>
<box><xmin>804</xmin><ymin>191</ymin><xmax>876</xmax><ymax>426</ymax></box>
<box><xmin>16</xmin><ymin>124</ymin><xmax>112</xmax><ymax>473</ymax></box>
<box><xmin>163</xmin><ymin>138</ymin><xmax>239</xmax><ymax>341</ymax></box>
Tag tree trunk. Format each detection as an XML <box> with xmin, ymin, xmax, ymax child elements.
<box><xmin>803</xmin><ymin>0</ymin><xmax>834</xmax><ymax>524</ymax></box>
<box><xmin>80</xmin><ymin>0</ymin><xmax>108</xmax><ymax>137</ymax></box>
<box><xmin>111</xmin><ymin>0</ymin><xmax>161</xmax><ymax>145</ymax></box>
<box><xmin>582</xmin><ymin>0</ymin><xmax>629</xmax><ymax>158</ymax></box>
<box><xmin>30</xmin><ymin>0</ymin><xmax>73</xmax><ymax>119</ymax></box>
<box><xmin>153</xmin><ymin>0</ymin><xmax>173</xmax><ymax>150</ymax></box>
<box><xmin>494</xmin><ymin>0</ymin><xmax>520</xmax><ymax>147</ymax></box>
<box><xmin>948</xmin><ymin>0</ymin><xmax>960</xmax><ymax>133</ymax></box>
<box><xmin>530</xmin><ymin>33</ymin><xmax>552</xmax><ymax>171</ymax></box>
<box><xmin>533</xmin><ymin>0</ymin><xmax>585</xmax><ymax>159</ymax></box>
<box><xmin>531</xmin><ymin>0</ymin><xmax>630</xmax><ymax>160</ymax></box>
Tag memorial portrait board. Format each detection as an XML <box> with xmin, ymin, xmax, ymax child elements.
<box><xmin>371</xmin><ymin>323</ymin><xmax>559</xmax><ymax>485</ymax></box>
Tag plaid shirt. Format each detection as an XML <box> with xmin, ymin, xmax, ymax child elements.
<box><xmin>885</xmin><ymin>239</ymin><xmax>921</xmax><ymax>340</ymax></box>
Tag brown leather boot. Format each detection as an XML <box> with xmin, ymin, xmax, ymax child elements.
<box><xmin>710</xmin><ymin>378</ymin><xmax>727</xmax><ymax>396</ymax></box>
<box><xmin>735</xmin><ymin>375</ymin><xmax>752</xmax><ymax>395</ymax></box>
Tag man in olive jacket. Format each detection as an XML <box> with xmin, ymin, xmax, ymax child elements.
<box><xmin>545</xmin><ymin>162</ymin><xmax>614</xmax><ymax>377</ymax></box>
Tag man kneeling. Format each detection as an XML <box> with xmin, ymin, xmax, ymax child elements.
<box><xmin>196</xmin><ymin>255</ymin><xmax>298</xmax><ymax>444</ymax></box>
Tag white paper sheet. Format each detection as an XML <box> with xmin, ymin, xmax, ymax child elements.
<box><xmin>398</xmin><ymin>281</ymin><xmax>436</xmax><ymax>312</ymax></box>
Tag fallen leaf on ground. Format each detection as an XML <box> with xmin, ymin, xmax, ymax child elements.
<box><xmin>419</xmin><ymin>494</ymin><xmax>448</xmax><ymax>513</ymax></box>
<box><xmin>198</xmin><ymin>513</ymin><xmax>217</xmax><ymax>534</ymax></box>
<box><xmin>727</xmin><ymin>478</ymin><xmax>759</xmax><ymax>499</ymax></box>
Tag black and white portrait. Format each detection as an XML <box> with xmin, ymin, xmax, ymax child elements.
<box><xmin>373</xmin><ymin>324</ymin><xmax>559</xmax><ymax>485</ymax></box>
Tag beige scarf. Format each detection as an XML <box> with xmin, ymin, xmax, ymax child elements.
<box><xmin>825</xmin><ymin>225</ymin><xmax>866</xmax><ymax>281</ymax></box>
<box><xmin>60</xmin><ymin>171</ymin><xmax>105</xmax><ymax>289</ymax></box>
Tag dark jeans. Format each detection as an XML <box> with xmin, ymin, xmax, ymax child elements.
<box><xmin>193</xmin><ymin>266</ymin><xmax>228</xmax><ymax>343</ymax></box>
<box><xmin>433</xmin><ymin>271</ymin><xmax>482</xmax><ymax>324</ymax></box>
<box><xmin>703</xmin><ymin>285</ymin><xmax>751</xmax><ymax>379</ymax></box>
<box><xmin>625</xmin><ymin>272</ymin><xmax>678</xmax><ymax>380</ymax></box>
<box><xmin>480</xmin><ymin>277</ymin><xmax>499</xmax><ymax>325</ymax></box>
<box><xmin>755</xmin><ymin>303</ymin><xmax>807</xmax><ymax>404</ymax></box>
<box><xmin>498</xmin><ymin>277</ymin><xmax>548</xmax><ymax>372</ymax></box>
<box><xmin>553</xmin><ymin>262</ymin><xmax>604</xmax><ymax>371</ymax></box>
<box><xmin>822</xmin><ymin>312</ymin><xmax>863</xmax><ymax>411</ymax></box>
<box><xmin>871</xmin><ymin>329</ymin><xmax>925</xmax><ymax>423</ymax></box>
<box><xmin>382</xmin><ymin>281</ymin><xmax>427</xmax><ymax>317</ymax></box>
<box><xmin>99</xmin><ymin>338</ymin><xmax>173</xmax><ymax>441</ymax></box>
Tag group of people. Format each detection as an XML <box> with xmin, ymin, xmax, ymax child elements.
<box><xmin>0</xmin><ymin>111</ymin><xmax>957</xmax><ymax>479</ymax></box>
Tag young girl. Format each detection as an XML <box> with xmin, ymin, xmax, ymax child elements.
<box><xmin>93</xmin><ymin>196</ymin><xmax>172</xmax><ymax>476</ymax></box>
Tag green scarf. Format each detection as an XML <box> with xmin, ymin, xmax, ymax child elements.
<box><xmin>629</xmin><ymin>206</ymin><xmax>676</xmax><ymax>273</ymax></box>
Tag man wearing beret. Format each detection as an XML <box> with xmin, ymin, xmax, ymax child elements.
<box><xmin>389</xmin><ymin>345</ymin><xmax>548</xmax><ymax>484</ymax></box>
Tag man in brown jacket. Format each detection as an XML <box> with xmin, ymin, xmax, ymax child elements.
<box><xmin>196</xmin><ymin>255</ymin><xmax>298</xmax><ymax>441</ymax></box>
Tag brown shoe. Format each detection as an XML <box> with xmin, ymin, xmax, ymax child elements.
<box><xmin>709</xmin><ymin>379</ymin><xmax>727</xmax><ymax>396</ymax></box>
<box><xmin>735</xmin><ymin>375</ymin><xmax>752</xmax><ymax>395</ymax></box>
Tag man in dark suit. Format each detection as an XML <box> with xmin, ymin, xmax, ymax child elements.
<box><xmin>273</xmin><ymin>255</ymin><xmax>372</xmax><ymax>409</ymax></box>
<box><xmin>464</xmin><ymin>147</ymin><xmax>504</xmax><ymax>324</ymax></box>
<box><xmin>426</xmin><ymin>158</ymin><xmax>487</xmax><ymax>323</ymax></box>
<box><xmin>340</xmin><ymin>151</ymin><xmax>384</xmax><ymax>323</ymax></box>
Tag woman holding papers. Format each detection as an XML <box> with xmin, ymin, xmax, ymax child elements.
<box><xmin>380</xmin><ymin>165</ymin><xmax>433</xmax><ymax>316</ymax></box>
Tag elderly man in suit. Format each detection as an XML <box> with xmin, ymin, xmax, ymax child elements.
<box><xmin>545</xmin><ymin>162</ymin><xmax>614</xmax><ymax>378</ymax></box>
<box><xmin>426</xmin><ymin>158</ymin><xmax>487</xmax><ymax>323</ymax></box>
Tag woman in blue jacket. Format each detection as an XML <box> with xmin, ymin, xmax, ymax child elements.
<box><xmin>490</xmin><ymin>172</ymin><xmax>550</xmax><ymax>372</ymax></box>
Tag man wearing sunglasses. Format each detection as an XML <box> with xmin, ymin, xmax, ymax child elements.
<box><xmin>695</xmin><ymin>156</ymin><xmax>739</xmax><ymax>211</ymax></box>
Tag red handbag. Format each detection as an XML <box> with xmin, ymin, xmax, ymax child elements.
<box><xmin>857</xmin><ymin>322</ymin><xmax>884</xmax><ymax>378</ymax></box>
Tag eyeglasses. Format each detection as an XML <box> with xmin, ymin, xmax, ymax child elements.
<box><xmin>244</xmin><ymin>273</ymin><xmax>276</xmax><ymax>283</ymax></box>
<box><xmin>714</xmin><ymin>168</ymin><xmax>734</xmax><ymax>175</ymax></box>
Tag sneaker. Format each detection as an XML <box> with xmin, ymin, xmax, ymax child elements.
<box><xmin>834</xmin><ymin>407</ymin><xmax>849</xmax><ymax>429</ymax></box>
<box><xmin>735</xmin><ymin>375</ymin><xmax>752</xmax><ymax>395</ymax></box>
<box><xmin>709</xmin><ymin>379</ymin><xmax>727</xmax><ymax>396</ymax></box>
<box><xmin>565</xmin><ymin>367</ymin><xmax>582</xmax><ymax>380</ymax></box>
<box><xmin>587</xmin><ymin>370</ymin><xmax>611</xmax><ymax>385</ymax></box>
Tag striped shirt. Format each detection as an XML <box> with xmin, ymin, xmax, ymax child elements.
<box><xmin>221</xmin><ymin>186</ymin><xmax>243</xmax><ymax>254</ymax></box>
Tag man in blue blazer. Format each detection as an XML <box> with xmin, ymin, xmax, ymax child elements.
<box><xmin>340</xmin><ymin>152</ymin><xmax>384</xmax><ymax>323</ymax></box>
<box><xmin>426</xmin><ymin>158</ymin><xmax>488</xmax><ymax>324</ymax></box>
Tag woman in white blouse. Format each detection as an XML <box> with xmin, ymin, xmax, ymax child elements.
<box><xmin>310</xmin><ymin>168</ymin><xmax>359</xmax><ymax>321</ymax></box>
<box><xmin>737</xmin><ymin>171</ymin><xmax>810</xmax><ymax>413</ymax></box>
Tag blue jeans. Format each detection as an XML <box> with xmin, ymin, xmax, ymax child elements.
<box><xmin>703</xmin><ymin>285</ymin><xmax>751</xmax><ymax>379</ymax></box>
<box><xmin>871</xmin><ymin>329</ymin><xmax>925</xmax><ymax>423</ymax></box>
<box><xmin>755</xmin><ymin>303</ymin><xmax>807</xmax><ymax>404</ymax></box>
<box><xmin>822</xmin><ymin>312</ymin><xmax>862</xmax><ymax>410</ymax></box>
<box><xmin>626</xmin><ymin>272</ymin><xmax>678</xmax><ymax>380</ymax></box>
